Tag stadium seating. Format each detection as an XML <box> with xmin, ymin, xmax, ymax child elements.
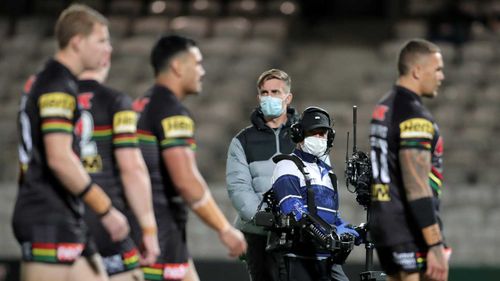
<box><xmin>0</xmin><ymin>1</ymin><xmax>499</xmax><ymax>267</ymax></box>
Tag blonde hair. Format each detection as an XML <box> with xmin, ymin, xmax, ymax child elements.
<box><xmin>55</xmin><ymin>4</ymin><xmax>108</xmax><ymax>49</ymax></box>
<box><xmin>256</xmin><ymin>69</ymin><xmax>291</xmax><ymax>93</ymax></box>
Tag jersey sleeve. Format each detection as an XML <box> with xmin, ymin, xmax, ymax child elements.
<box><xmin>38</xmin><ymin>88</ymin><xmax>77</xmax><ymax>135</ymax></box>
<box><xmin>271</xmin><ymin>160</ymin><xmax>307</xmax><ymax>221</ymax></box>
<box><xmin>151</xmin><ymin>103</ymin><xmax>196</xmax><ymax>151</ymax></box>
<box><xmin>399</xmin><ymin>115</ymin><xmax>434</xmax><ymax>151</ymax></box>
<box><xmin>111</xmin><ymin>94</ymin><xmax>138</xmax><ymax>148</ymax></box>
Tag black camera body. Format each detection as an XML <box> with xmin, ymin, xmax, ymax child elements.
<box><xmin>253</xmin><ymin>210</ymin><xmax>275</xmax><ymax>228</ymax></box>
<box><xmin>345</xmin><ymin>150</ymin><xmax>372</xmax><ymax>207</ymax></box>
<box><xmin>254</xmin><ymin>190</ymin><xmax>355</xmax><ymax>263</ymax></box>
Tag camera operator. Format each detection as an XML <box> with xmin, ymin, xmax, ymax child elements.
<box><xmin>270</xmin><ymin>107</ymin><xmax>361</xmax><ymax>281</ymax></box>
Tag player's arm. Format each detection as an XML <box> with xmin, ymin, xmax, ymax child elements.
<box><xmin>115</xmin><ymin>148</ymin><xmax>159</xmax><ymax>264</ymax></box>
<box><xmin>111</xmin><ymin>102</ymin><xmax>159</xmax><ymax>264</ymax></box>
<box><xmin>398</xmin><ymin>116</ymin><xmax>448</xmax><ymax>281</ymax></box>
<box><xmin>115</xmin><ymin>149</ymin><xmax>154</xmax><ymax>231</ymax></box>
<box><xmin>45</xmin><ymin>134</ymin><xmax>94</xmax><ymax>194</ymax></box>
<box><xmin>162</xmin><ymin>147</ymin><xmax>247</xmax><ymax>257</ymax></box>
<box><xmin>40</xmin><ymin>91</ymin><xmax>128</xmax><ymax>241</ymax></box>
<box><xmin>399</xmin><ymin>149</ymin><xmax>440</xmax><ymax>241</ymax></box>
<box><xmin>163</xmin><ymin>147</ymin><xmax>229</xmax><ymax>231</ymax></box>
<box><xmin>399</xmin><ymin>149</ymin><xmax>448</xmax><ymax>281</ymax></box>
<box><xmin>44</xmin><ymin>134</ymin><xmax>129</xmax><ymax>241</ymax></box>
<box><xmin>398</xmin><ymin>117</ymin><xmax>442</xmax><ymax>246</ymax></box>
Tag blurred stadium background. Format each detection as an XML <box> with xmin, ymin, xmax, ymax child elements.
<box><xmin>0</xmin><ymin>0</ymin><xmax>499</xmax><ymax>280</ymax></box>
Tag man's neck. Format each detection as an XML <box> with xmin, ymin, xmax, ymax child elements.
<box><xmin>265</xmin><ymin>113</ymin><xmax>288</xmax><ymax>129</ymax></box>
<box><xmin>156</xmin><ymin>74</ymin><xmax>185</xmax><ymax>100</ymax></box>
<box><xmin>396</xmin><ymin>76</ymin><xmax>422</xmax><ymax>96</ymax></box>
<box><xmin>54</xmin><ymin>50</ymin><xmax>83</xmax><ymax>77</ymax></box>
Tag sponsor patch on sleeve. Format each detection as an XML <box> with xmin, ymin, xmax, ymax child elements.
<box><xmin>113</xmin><ymin>110</ymin><xmax>137</xmax><ymax>134</ymax></box>
<box><xmin>161</xmin><ymin>115</ymin><xmax>194</xmax><ymax>139</ymax></box>
<box><xmin>399</xmin><ymin>118</ymin><xmax>434</xmax><ymax>139</ymax></box>
<box><xmin>39</xmin><ymin>92</ymin><xmax>76</xmax><ymax>119</ymax></box>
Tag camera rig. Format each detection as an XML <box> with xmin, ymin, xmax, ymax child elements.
<box><xmin>254</xmin><ymin>189</ymin><xmax>355</xmax><ymax>264</ymax></box>
<box><xmin>344</xmin><ymin>105</ymin><xmax>386</xmax><ymax>281</ymax></box>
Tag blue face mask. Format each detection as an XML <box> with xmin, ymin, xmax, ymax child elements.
<box><xmin>260</xmin><ymin>96</ymin><xmax>284</xmax><ymax>118</ymax></box>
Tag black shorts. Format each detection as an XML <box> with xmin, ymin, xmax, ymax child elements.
<box><xmin>141</xmin><ymin>204</ymin><xmax>189</xmax><ymax>281</ymax></box>
<box><xmin>84</xmin><ymin>208</ymin><xmax>140</xmax><ymax>275</ymax></box>
<box><xmin>375</xmin><ymin>242</ymin><xmax>427</xmax><ymax>275</ymax></box>
<box><xmin>12</xmin><ymin>217</ymin><xmax>90</xmax><ymax>265</ymax></box>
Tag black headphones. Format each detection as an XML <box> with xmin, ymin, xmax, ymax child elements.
<box><xmin>290</xmin><ymin>106</ymin><xmax>335</xmax><ymax>149</ymax></box>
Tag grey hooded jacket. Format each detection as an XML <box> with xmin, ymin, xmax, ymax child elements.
<box><xmin>226</xmin><ymin>107</ymin><xmax>298</xmax><ymax>235</ymax></box>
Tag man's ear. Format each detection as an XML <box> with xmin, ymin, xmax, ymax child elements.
<box><xmin>285</xmin><ymin>92</ymin><xmax>293</xmax><ymax>105</ymax></box>
<box><xmin>411</xmin><ymin>65</ymin><xmax>421</xmax><ymax>80</ymax></box>
<box><xmin>169</xmin><ymin>58</ymin><xmax>182</xmax><ymax>77</ymax></box>
<box><xmin>69</xmin><ymin>34</ymin><xmax>83</xmax><ymax>53</ymax></box>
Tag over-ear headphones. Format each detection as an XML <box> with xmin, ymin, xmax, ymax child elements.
<box><xmin>290</xmin><ymin>106</ymin><xmax>335</xmax><ymax>149</ymax></box>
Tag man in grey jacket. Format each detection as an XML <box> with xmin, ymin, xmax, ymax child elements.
<box><xmin>226</xmin><ymin>69</ymin><xmax>298</xmax><ymax>281</ymax></box>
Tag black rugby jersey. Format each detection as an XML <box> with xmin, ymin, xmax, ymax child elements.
<box><xmin>15</xmin><ymin>59</ymin><xmax>83</xmax><ymax>219</ymax></box>
<box><xmin>369</xmin><ymin>85</ymin><xmax>444</xmax><ymax>247</ymax></box>
<box><xmin>77</xmin><ymin>79</ymin><xmax>138</xmax><ymax>210</ymax></box>
<box><xmin>134</xmin><ymin>85</ymin><xmax>196</xmax><ymax>223</ymax></box>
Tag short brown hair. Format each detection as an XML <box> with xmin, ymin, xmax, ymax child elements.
<box><xmin>398</xmin><ymin>39</ymin><xmax>440</xmax><ymax>76</ymax></box>
<box><xmin>257</xmin><ymin>69</ymin><xmax>291</xmax><ymax>93</ymax></box>
<box><xmin>55</xmin><ymin>4</ymin><xmax>108</xmax><ymax>49</ymax></box>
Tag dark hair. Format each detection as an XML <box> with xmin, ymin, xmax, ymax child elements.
<box><xmin>55</xmin><ymin>4</ymin><xmax>108</xmax><ymax>49</ymax></box>
<box><xmin>150</xmin><ymin>35</ymin><xmax>197</xmax><ymax>76</ymax></box>
<box><xmin>397</xmin><ymin>39</ymin><xmax>440</xmax><ymax>76</ymax></box>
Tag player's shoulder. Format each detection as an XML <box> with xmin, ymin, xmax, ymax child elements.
<box><xmin>99</xmin><ymin>83</ymin><xmax>125</xmax><ymax>98</ymax></box>
<box><xmin>37</xmin><ymin>59</ymin><xmax>68</xmax><ymax>79</ymax></box>
<box><xmin>155</xmin><ymin>99</ymin><xmax>187</xmax><ymax>119</ymax></box>
<box><xmin>33</xmin><ymin>60</ymin><xmax>77</xmax><ymax>95</ymax></box>
<box><xmin>397</xmin><ymin>100</ymin><xmax>431</xmax><ymax>126</ymax></box>
<box><xmin>104</xmin><ymin>85</ymin><xmax>134</xmax><ymax>108</ymax></box>
<box><xmin>150</xmin><ymin>86</ymin><xmax>184</xmax><ymax>112</ymax></box>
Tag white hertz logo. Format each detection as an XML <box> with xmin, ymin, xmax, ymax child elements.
<box><xmin>163</xmin><ymin>263</ymin><xmax>188</xmax><ymax>279</ymax></box>
<box><xmin>57</xmin><ymin>243</ymin><xmax>84</xmax><ymax>262</ymax></box>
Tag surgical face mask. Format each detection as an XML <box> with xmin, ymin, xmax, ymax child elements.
<box><xmin>260</xmin><ymin>96</ymin><xmax>284</xmax><ymax>118</ymax></box>
<box><xmin>302</xmin><ymin>136</ymin><xmax>328</xmax><ymax>157</ymax></box>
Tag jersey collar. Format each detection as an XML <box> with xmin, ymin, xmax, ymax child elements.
<box><xmin>153</xmin><ymin>84</ymin><xmax>177</xmax><ymax>100</ymax></box>
<box><xmin>49</xmin><ymin>58</ymin><xmax>78</xmax><ymax>82</ymax></box>
<box><xmin>394</xmin><ymin>85</ymin><xmax>423</xmax><ymax>104</ymax></box>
